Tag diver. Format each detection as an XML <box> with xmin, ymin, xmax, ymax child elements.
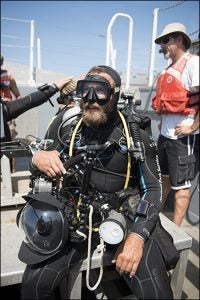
<box><xmin>18</xmin><ymin>65</ymin><xmax>179</xmax><ymax>299</ymax></box>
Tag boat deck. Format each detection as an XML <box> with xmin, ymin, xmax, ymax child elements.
<box><xmin>1</xmin><ymin>200</ymin><xmax>199</xmax><ymax>299</ymax></box>
<box><xmin>164</xmin><ymin>209</ymin><xmax>199</xmax><ymax>299</ymax></box>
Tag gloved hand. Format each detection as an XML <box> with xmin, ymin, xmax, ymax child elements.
<box><xmin>58</xmin><ymin>78</ymin><xmax>77</xmax><ymax>95</ymax></box>
<box><xmin>55</xmin><ymin>77</ymin><xmax>76</xmax><ymax>95</ymax></box>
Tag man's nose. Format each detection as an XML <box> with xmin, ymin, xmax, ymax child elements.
<box><xmin>86</xmin><ymin>87</ymin><xmax>98</xmax><ymax>102</ymax></box>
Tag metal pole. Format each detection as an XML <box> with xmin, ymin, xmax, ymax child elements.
<box><xmin>37</xmin><ymin>37</ymin><xmax>41</xmax><ymax>69</ymax></box>
<box><xmin>106</xmin><ymin>13</ymin><xmax>133</xmax><ymax>91</ymax></box>
<box><xmin>109</xmin><ymin>38</ymin><xmax>117</xmax><ymax>69</ymax></box>
<box><xmin>126</xmin><ymin>16</ymin><xmax>133</xmax><ymax>91</ymax></box>
<box><xmin>106</xmin><ymin>24</ymin><xmax>112</xmax><ymax>66</ymax></box>
<box><xmin>28</xmin><ymin>20</ymin><xmax>35</xmax><ymax>85</ymax></box>
<box><xmin>148</xmin><ymin>8</ymin><xmax>159</xmax><ymax>87</ymax></box>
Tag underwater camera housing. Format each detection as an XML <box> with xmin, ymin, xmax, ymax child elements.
<box><xmin>16</xmin><ymin>142</ymin><xmax>137</xmax><ymax>264</ymax></box>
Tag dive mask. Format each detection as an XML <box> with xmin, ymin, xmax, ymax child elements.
<box><xmin>76</xmin><ymin>75</ymin><xmax>120</xmax><ymax>103</ymax></box>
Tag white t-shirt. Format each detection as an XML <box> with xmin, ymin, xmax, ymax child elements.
<box><xmin>160</xmin><ymin>53</ymin><xmax>199</xmax><ymax>139</ymax></box>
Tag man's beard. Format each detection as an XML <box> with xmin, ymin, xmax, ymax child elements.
<box><xmin>159</xmin><ymin>48</ymin><xmax>170</xmax><ymax>60</ymax></box>
<box><xmin>164</xmin><ymin>52</ymin><xmax>170</xmax><ymax>60</ymax></box>
<box><xmin>163</xmin><ymin>50</ymin><xmax>170</xmax><ymax>60</ymax></box>
<box><xmin>80</xmin><ymin>98</ymin><xmax>116</xmax><ymax>127</ymax></box>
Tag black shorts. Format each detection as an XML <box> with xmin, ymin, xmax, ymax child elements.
<box><xmin>157</xmin><ymin>134</ymin><xmax>198</xmax><ymax>190</ymax></box>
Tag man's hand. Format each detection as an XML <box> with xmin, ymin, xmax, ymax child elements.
<box><xmin>175</xmin><ymin>112</ymin><xmax>199</xmax><ymax>136</ymax></box>
<box><xmin>55</xmin><ymin>77</ymin><xmax>75</xmax><ymax>91</ymax></box>
<box><xmin>175</xmin><ymin>123</ymin><xmax>197</xmax><ymax>136</ymax></box>
<box><xmin>32</xmin><ymin>150</ymin><xmax>66</xmax><ymax>177</ymax></box>
<box><xmin>112</xmin><ymin>233</ymin><xmax>144</xmax><ymax>278</ymax></box>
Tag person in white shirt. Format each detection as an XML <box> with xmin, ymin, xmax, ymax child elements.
<box><xmin>152</xmin><ymin>23</ymin><xmax>199</xmax><ymax>226</ymax></box>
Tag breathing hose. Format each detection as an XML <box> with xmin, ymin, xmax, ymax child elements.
<box><xmin>86</xmin><ymin>205</ymin><xmax>105</xmax><ymax>291</ymax></box>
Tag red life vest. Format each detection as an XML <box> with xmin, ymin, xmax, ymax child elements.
<box><xmin>0</xmin><ymin>69</ymin><xmax>12</xmax><ymax>101</ymax></box>
<box><xmin>152</xmin><ymin>53</ymin><xmax>199</xmax><ymax>115</ymax></box>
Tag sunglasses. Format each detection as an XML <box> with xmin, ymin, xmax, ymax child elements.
<box><xmin>161</xmin><ymin>33</ymin><xmax>180</xmax><ymax>45</ymax></box>
<box><xmin>160</xmin><ymin>35</ymin><xmax>173</xmax><ymax>45</ymax></box>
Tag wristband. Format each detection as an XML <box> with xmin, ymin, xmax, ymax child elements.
<box><xmin>136</xmin><ymin>200</ymin><xmax>150</xmax><ymax>217</ymax></box>
<box><xmin>38</xmin><ymin>83</ymin><xmax>59</xmax><ymax>93</ymax></box>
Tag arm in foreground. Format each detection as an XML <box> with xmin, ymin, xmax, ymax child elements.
<box><xmin>3</xmin><ymin>77</ymin><xmax>74</xmax><ymax>121</ymax></box>
<box><xmin>113</xmin><ymin>130</ymin><xmax>162</xmax><ymax>277</ymax></box>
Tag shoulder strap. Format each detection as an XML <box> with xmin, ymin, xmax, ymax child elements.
<box><xmin>117</xmin><ymin>111</ymin><xmax>132</xmax><ymax>188</ymax></box>
<box><xmin>69</xmin><ymin>117</ymin><xmax>83</xmax><ymax>157</ymax></box>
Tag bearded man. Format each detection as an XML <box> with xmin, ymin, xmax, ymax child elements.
<box><xmin>18</xmin><ymin>65</ymin><xmax>177</xmax><ymax>299</ymax></box>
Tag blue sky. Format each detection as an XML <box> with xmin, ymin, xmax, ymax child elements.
<box><xmin>1</xmin><ymin>1</ymin><xmax>199</xmax><ymax>78</ymax></box>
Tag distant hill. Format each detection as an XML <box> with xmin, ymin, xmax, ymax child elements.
<box><xmin>3</xmin><ymin>61</ymin><xmax>68</xmax><ymax>85</ymax></box>
<box><xmin>3</xmin><ymin>60</ymin><xmax>148</xmax><ymax>88</ymax></box>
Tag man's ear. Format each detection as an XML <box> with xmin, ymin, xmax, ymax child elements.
<box><xmin>178</xmin><ymin>35</ymin><xmax>186</xmax><ymax>48</ymax></box>
<box><xmin>178</xmin><ymin>35</ymin><xmax>183</xmax><ymax>43</ymax></box>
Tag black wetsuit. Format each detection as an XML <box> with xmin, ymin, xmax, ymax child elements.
<box><xmin>21</xmin><ymin>110</ymin><xmax>174</xmax><ymax>299</ymax></box>
<box><xmin>0</xmin><ymin>87</ymin><xmax>58</xmax><ymax>142</ymax></box>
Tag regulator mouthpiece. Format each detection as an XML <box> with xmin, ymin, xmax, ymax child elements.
<box><xmin>99</xmin><ymin>210</ymin><xmax>127</xmax><ymax>244</ymax></box>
